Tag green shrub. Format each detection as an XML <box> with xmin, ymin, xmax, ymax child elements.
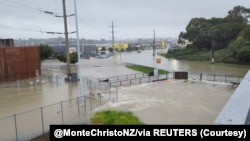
<box><xmin>91</xmin><ymin>110</ymin><xmax>144</xmax><ymax>125</ymax></box>
<box><xmin>56</xmin><ymin>53</ymin><xmax>78</xmax><ymax>64</ymax></box>
<box><xmin>125</xmin><ymin>64</ymin><xmax>168</xmax><ymax>75</ymax></box>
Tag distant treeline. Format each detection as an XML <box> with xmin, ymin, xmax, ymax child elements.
<box><xmin>166</xmin><ymin>5</ymin><xmax>250</xmax><ymax>65</ymax></box>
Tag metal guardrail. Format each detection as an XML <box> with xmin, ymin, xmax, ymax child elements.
<box><xmin>98</xmin><ymin>72</ymin><xmax>244</xmax><ymax>88</ymax></box>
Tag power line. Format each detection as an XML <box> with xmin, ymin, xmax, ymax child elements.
<box><xmin>1</xmin><ymin>0</ymin><xmax>76</xmax><ymax>37</ymax></box>
<box><xmin>0</xmin><ymin>1</ymin><xmax>39</xmax><ymax>14</ymax></box>
<box><xmin>0</xmin><ymin>24</ymin><xmax>76</xmax><ymax>36</ymax></box>
<box><xmin>2</xmin><ymin>0</ymin><xmax>70</xmax><ymax>19</ymax></box>
<box><xmin>4</xmin><ymin>0</ymin><xmax>65</xmax><ymax>16</ymax></box>
<box><xmin>2</xmin><ymin>0</ymin><xmax>73</xmax><ymax>37</ymax></box>
<box><xmin>75</xmin><ymin>0</ymin><xmax>113</xmax><ymax>35</ymax></box>
<box><xmin>0</xmin><ymin>25</ymin><xmax>43</xmax><ymax>33</ymax></box>
<box><xmin>6</xmin><ymin>0</ymin><xmax>38</xmax><ymax>11</ymax></box>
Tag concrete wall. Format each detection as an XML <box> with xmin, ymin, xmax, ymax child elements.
<box><xmin>214</xmin><ymin>70</ymin><xmax>250</xmax><ymax>125</ymax></box>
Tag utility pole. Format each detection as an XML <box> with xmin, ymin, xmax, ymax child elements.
<box><xmin>152</xmin><ymin>29</ymin><xmax>157</xmax><ymax>76</ymax></box>
<box><xmin>109</xmin><ymin>21</ymin><xmax>116</xmax><ymax>53</ymax></box>
<box><xmin>62</xmin><ymin>0</ymin><xmax>71</xmax><ymax>77</ymax></box>
<box><xmin>153</xmin><ymin>29</ymin><xmax>156</xmax><ymax>57</ymax></box>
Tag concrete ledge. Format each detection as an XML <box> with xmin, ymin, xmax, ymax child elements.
<box><xmin>214</xmin><ymin>70</ymin><xmax>250</xmax><ymax>125</ymax></box>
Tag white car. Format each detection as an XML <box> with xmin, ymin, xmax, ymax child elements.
<box><xmin>97</xmin><ymin>54</ymin><xmax>109</xmax><ymax>59</ymax></box>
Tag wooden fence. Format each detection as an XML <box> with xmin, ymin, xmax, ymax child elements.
<box><xmin>0</xmin><ymin>46</ymin><xmax>41</xmax><ymax>82</ymax></box>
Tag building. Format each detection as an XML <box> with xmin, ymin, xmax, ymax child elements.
<box><xmin>50</xmin><ymin>45</ymin><xmax>77</xmax><ymax>54</ymax></box>
<box><xmin>81</xmin><ymin>44</ymin><xmax>98</xmax><ymax>58</ymax></box>
<box><xmin>0</xmin><ymin>39</ymin><xmax>14</xmax><ymax>47</ymax></box>
<box><xmin>50</xmin><ymin>45</ymin><xmax>66</xmax><ymax>54</ymax></box>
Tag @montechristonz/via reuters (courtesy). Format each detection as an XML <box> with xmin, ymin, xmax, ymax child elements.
<box><xmin>51</xmin><ymin>126</ymin><xmax>248</xmax><ymax>139</ymax></box>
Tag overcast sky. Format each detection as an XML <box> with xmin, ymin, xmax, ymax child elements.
<box><xmin>0</xmin><ymin>0</ymin><xmax>249</xmax><ymax>40</ymax></box>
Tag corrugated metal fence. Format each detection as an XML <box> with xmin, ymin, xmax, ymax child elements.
<box><xmin>0</xmin><ymin>46</ymin><xmax>40</xmax><ymax>82</ymax></box>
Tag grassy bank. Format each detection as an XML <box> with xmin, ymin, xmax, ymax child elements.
<box><xmin>159</xmin><ymin>48</ymin><xmax>250</xmax><ymax>66</ymax></box>
<box><xmin>125</xmin><ymin>63</ymin><xmax>169</xmax><ymax>74</ymax></box>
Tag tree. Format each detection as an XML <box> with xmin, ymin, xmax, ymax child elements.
<box><xmin>172</xmin><ymin>6</ymin><xmax>250</xmax><ymax>64</ymax></box>
<box><xmin>38</xmin><ymin>44</ymin><xmax>53</xmax><ymax>61</ymax></box>
<box><xmin>225</xmin><ymin>6</ymin><xmax>250</xmax><ymax>24</ymax></box>
<box><xmin>108</xmin><ymin>47</ymin><xmax>114</xmax><ymax>53</ymax></box>
<box><xmin>56</xmin><ymin>52</ymin><xmax>78</xmax><ymax>64</ymax></box>
<box><xmin>242</xmin><ymin>25</ymin><xmax>250</xmax><ymax>40</ymax></box>
<box><xmin>101</xmin><ymin>47</ymin><xmax>106</xmax><ymax>51</ymax></box>
<box><xmin>237</xmin><ymin>46</ymin><xmax>250</xmax><ymax>62</ymax></box>
<box><xmin>69</xmin><ymin>52</ymin><xmax>78</xmax><ymax>64</ymax></box>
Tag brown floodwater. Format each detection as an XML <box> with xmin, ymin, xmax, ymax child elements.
<box><xmin>0</xmin><ymin>51</ymin><xmax>249</xmax><ymax>140</ymax></box>
<box><xmin>1</xmin><ymin>51</ymin><xmax>249</xmax><ymax>118</ymax></box>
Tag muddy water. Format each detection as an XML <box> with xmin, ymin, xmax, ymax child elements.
<box><xmin>121</xmin><ymin>50</ymin><xmax>250</xmax><ymax>75</ymax></box>
<box><xmin>0</xmin><ymin>53</ymin><xmax>248</xmax><ymax>140</ymax></box>
<box><xmin>0</xmin><ymin>58</ymin><xmax>137</xmax><ymax>119</ymax></box>
<box><xmin>0</xmin><ymin>52</ymin><xmax>249</xmax><ymax>119</ymax></box>
<box><xmin>0</xmin><ymin>80</ymin><xmax>80</xmax><ymax>118</ymax></box>
<box><xmin>94</xmin><ymin>80</ymin><xmax>235</xmax><ymax>124</ymax></box>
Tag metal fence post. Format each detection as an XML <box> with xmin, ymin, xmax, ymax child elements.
<box><xmin>90</xmin><ymin>95</ymin><xmax>92</xmax><ymax>111</ymax></box>
<box><xmin>14</xmin><ymin>114</ymin><xmax>18</xmax><ymax>141</ymax></box>
<box><xmin>116</xmin><ymin>87</ymin><xmax>118</xmax><ymax>100</ymax></box>
<box><xmin>99</xmin><ymin>92</ymin><xmax>102</xmax><ymax>105</ymax></box>
<box><xmin>84</xmin><ymin>95</ymin><xmax>87</xmax><ymax>113</ymax></box>
<box><xmin>173</xmin><ymin>69</ymin><xmax>175</xmax><ymax>79</ymax></box>
<box><xmin>77</xmin><ymin>97</ymin><xmax>80</xmax><ymax>117</ymax></box>
<box><xmin>40</xmin><ymin>107</ymin><xmax>44</xmax><ymax>135</ymax></box>
<box><xmin>61</xmin><ymin>101</ymin><xmax>64</xmax><ymax>124</ymax></box>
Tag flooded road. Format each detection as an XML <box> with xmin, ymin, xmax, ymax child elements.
<box><xmin>0</xmin><ymin>51</ymin><xmax>249</xmax><ymax>140</ymax></box>
<box><xmin>0</xmin><ymin>51</ymin><xmax>249</xmax><ymax>119</ymax></box>
<box><xmin>121</xmin><ymin>50</ymin><xmax>250</xmax><ymax>75</ymax></box>
<box><xmin>0</xmin><ymin>57</ymin><xmax>141</xmax><ymax>118</ymax></box>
